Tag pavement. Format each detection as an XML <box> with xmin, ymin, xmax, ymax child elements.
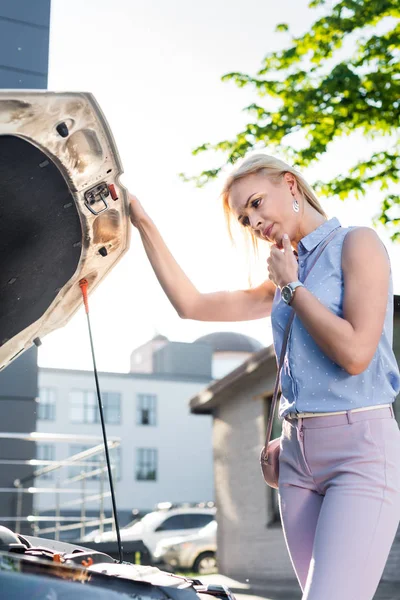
<box><xmin>198</xmin><ymin>574</ymin><xmax>400</xmax><ymax>600</ymax></box>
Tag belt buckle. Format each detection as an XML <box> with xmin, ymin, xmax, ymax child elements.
<box><xmin>295</xmin><ymin>410</ymin><xmax>316</xmax><ymax>419</ymax></box>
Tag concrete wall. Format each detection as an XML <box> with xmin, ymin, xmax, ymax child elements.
<box><xmin>130</xmin><ymin>338</ymin><xmax>168</xmax><ymax>373</ymax></box>
<box><xmin>212</xmin><ymin>367</ymin><xmax>294</xmax><ymax>581</ymax></box>
<box><xmin>212</xmin><ymin>352</ymin><xmax>253</xmax><ymax>380</ymax></box>
<box><xmin>383</xmin><ymin>310</ymin><xmax>400</xmax><ymax>581</ymax></box>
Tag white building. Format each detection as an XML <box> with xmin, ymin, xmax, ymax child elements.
<box><xmin>35</xmin><ymin>333</ymin><xmax>263</xmax><ymax>529</ymax></box>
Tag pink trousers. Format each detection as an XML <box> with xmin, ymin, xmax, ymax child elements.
<box><xmin>278</xmin><ymin>405</ymin><xmax>400</xmax><ymax>600</ymax></box>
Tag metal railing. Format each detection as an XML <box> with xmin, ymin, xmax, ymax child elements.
<box><xmin>0</xmin><ymin>432</ymin><xmax>121</xmax><ymax>541</ymax></box>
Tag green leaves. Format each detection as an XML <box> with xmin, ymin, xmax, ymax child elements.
<box><xmin>183</xmin><ymin>0</ymin><xmax>400</xmax><ymax>239</ymax></box>
<box><xmin>275</xmin><ymin>23</ymin><xmax>290</xmax><ymax>33</ymax></box>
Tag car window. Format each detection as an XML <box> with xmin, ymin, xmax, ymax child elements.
<box><xmin>157</xmin><ymin>515</ymin><xmax>187</xmax><ymax>531</ymax></box>
<box><xmin>185</xmin><ymin>513</ymin><xmax>214</xmax><ymax>529</ymax></box>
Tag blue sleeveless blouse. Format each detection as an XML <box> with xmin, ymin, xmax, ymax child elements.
<box><xmin>271</xmin><ymin>218</ymin><xmax>400</xmax><ymax>418</ymax></box>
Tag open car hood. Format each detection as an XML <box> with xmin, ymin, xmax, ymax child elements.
<box><xmin>0</xmin><ymin>526</ymin><xmax>236</xmax><ymax>600</ymax></box>
<box><xmin>0</xmin><ymin>91</ymin><xmax>130</xmax><ymax>371</ymax></box>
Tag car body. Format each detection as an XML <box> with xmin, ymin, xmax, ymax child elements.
<box><xmin>81</xmin><ymin>506</ymin><xmax>216</xmax><ymax>559</ymax></box>
<box><xmin>0</xmin><ymin>90</ymin><xmax>130</xmax><ymax>371</ymax></box>
<box><xmin>0</xmin><ymin>525</ymin><xmax>235</xmax><ymax>600</ymax></box>
<box><xmin>154</xmin><ymin>520</ymin><xmax>217</xmax><ymax>574</ymax></box>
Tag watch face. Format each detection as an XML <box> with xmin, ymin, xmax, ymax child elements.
<box><xmin>281</xmin><ymin>286</ymin><xmax>292</xmax><ymax>304</ymax></box>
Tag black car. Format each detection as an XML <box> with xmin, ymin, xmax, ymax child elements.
<box><xmin>0</xmin><ymin>525</ymin><xmax>234</xmax><ymax>600</ymax></box>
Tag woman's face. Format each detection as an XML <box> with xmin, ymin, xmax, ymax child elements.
<box><xmin>228</xmin><ymin>171</ymin><xmax>299</xmax><ymax>248</ymax></box>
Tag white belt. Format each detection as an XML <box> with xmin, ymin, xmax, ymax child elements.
<box><xmin>287</xmin><ymin>403</ymin><xmax>392</xmax><ymax>419</ymax></box>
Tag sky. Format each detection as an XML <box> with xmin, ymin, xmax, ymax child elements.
<box><xmin>40</xmin><ymin>0</ymin><xmax>400</xmax><ymax>373</ymax></box>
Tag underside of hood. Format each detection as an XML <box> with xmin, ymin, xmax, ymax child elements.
<box><xmin>0</xmin><ymin>92</ymin><xmax>131</xmax><ymax>371</ymax></box>
<box><xmin>0</xmin><ymin>134</ymin><xmax>82</xmax><ymax>347</ymax></box>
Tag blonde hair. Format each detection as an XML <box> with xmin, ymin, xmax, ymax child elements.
<box><xmin>221</xmin><ymin>153</ymin><xmax>327</xmax><ymax>249</ymax></box>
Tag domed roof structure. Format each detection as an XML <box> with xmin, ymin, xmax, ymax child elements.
<box><xmin>151</xmin><ymin>334</ymin><xmax>169</xmax><ymax>342</ymax></box>
<box><xmin>194</xmin><ymin>332</ymin><xmax>263</xmax><ymax>353</ymax></box>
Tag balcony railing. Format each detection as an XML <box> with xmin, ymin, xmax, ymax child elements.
<box><xmin>0</xmin><ymin>431</ymin><xmax>120</xmax><ymax>541</ymax></box>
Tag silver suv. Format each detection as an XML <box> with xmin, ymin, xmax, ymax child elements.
<box><xmin>82</xmin><ymin>504</ymin><xmax>216</xmax><ymax>560</ymax></box>
<box><xmin>154</xmin><ymin>519</ymin><xmax>217</xmax><ymax>574</ymax></box>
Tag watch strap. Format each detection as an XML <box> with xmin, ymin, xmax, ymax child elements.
<box><xmin>288</xmin><ymin>280</ymin><xmax>304</xmax><ymax>292</ymax></box>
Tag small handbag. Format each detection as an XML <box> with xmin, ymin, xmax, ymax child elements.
<box><xmin>260</xmin><ymin>227</ymin><xmax>340</xmax><ymax>488</ymax></box>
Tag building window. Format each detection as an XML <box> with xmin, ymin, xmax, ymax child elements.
<box><xmin>157</xmin><ymin>515</ymin><xmax>187</xmax><ymax>531</ymax></box>
<box><xmin>38</xmin><ymin>388</ymin><xmax>56</xmax><ymax>421</ymax></box>
<box><xmin>70</xmin><ymin>390</ymin><xmax>96</xmax><ymax>424</ymax></box>
<box><xmin>137</xmin><ymin>394</ymin><xmax>157</xmax><ymax>426</ymax></box>
<box><xmin>157</xmin><ymin>514</ymin><xmax>214</xmax><ymax>532</ymax></box>
<box><xmin>102</xmin><ymin>392</ymin><xmax>121</xmax><ymax>424</ymax></box>
<box><xmin>136</xmin><ymin>448</ymin><xmax>157</xmax><ymax>481</ymax></box>
<box><xmin>68</xmin><ymin>445</ymin><xmax>121</xmax><ymax>481</ymax></box>
<box><xmin>108</xmin><ymin>446</ymin><xmax>121</xmax><ymax>480</ymax></box>
<box><xmin>36</xmin><ymin>443</ymin><xmax>55</xmax><ymax>480</ymax></box>
<box><xmin>70</xmin><ymin>390</ymin><xmax>121</xmax><ymax>424</ymax></box>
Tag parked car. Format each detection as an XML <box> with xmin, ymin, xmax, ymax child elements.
<box><xmin>80</xmin><ymin>511</ymin><xmax>145</xmax><ymax>542</ymax></box>
<box><xmin>80</xmin><ymin>505</ymin><xmax>216</xmax><ymax>560</ymax></box>
<box><xmin>153</xmin><ymin>520</ymin><xmax>217</xmax><ymax>574</ymax></box>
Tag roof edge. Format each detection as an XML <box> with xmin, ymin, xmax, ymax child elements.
<box><xmin>39</xmin><ymin>366</ymin><xmax>211</xmax><ymax>383</ymax></box>
<box><xmin>190</xmin><ymin>344</ymin><xmax>276</xmax><ymax>414</ymax></box>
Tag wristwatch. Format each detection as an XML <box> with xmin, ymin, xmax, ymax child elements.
<box><xmin>281</xmin><ymin>280</ymin><xmax>304</xmax><ymax>305</ymax></box>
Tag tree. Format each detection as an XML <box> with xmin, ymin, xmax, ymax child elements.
<box><xmin>183</xmin><ymin>0</ymin><xmax>400</xmax><ymax>240</ymax></box>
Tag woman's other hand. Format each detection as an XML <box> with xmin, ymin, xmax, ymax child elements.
<box><xmin>267</xmin><ymin>233</ymin><xmax>298</xmax><ymax>288</ymax></box>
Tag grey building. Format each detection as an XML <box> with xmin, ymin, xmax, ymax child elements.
<box><xmin>190</xmin><ymin>296</ymin><xmax>400</xmax><ymax>585</ymax></box>
<box><xmin>0</xmin><ymin>0</ymin><xmax>51</xmax><ymax>531</ymax></box>
<box><xmin>0</xmin><ymin>349</ymin><xmax>39</xmax><ymax>533</ymax></box>
<box><xmin>0</xmin><ymin>0</ymin><xmax>50</xmax><ymax>89</ymax></box>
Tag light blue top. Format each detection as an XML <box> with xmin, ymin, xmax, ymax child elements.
<box><xmin>271</xmin><ymin>217</ymin><xmax>400</xmax><ymax>418</ymax></box>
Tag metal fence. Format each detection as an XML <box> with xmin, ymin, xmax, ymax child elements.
<box><xmin>0</xmin><ymin>432</ymin><xmax>120</xmax><ymax>541</ymax></box>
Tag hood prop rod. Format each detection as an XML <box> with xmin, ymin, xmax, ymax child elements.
<box><xmin>79</xmin><ymin>278</ymin><xmax>123</xmax><ymax>564</ymax></box>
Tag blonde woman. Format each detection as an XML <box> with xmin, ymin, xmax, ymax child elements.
<box><xmin>128</xmin><ymin>154</ymin><xmax>400</xmax><ymax>600</ymax></box>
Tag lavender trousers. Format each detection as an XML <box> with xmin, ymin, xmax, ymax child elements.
<box><xmin>278</xmin><ymin>405</ymin><xmax>400</xmax><ymax>600</ymax></box>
